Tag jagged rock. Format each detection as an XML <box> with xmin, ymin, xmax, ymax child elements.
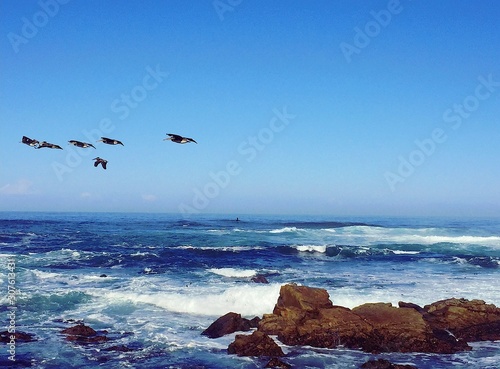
<box><xmin>361</xmin><ymin>358</ymin><xmax>418</xmax><ymax>369</ymax></box>
<box><xmin>352</xmin><ymin>302</ymin><xmax>469</xmax><ymax>353</ymax></box>
<box><xmin>202</xmin><ymin>312</ymin><xmax>257</xmax><ymax>338</ymax></box>
<box><xmin>259</xmin><ymin>284</ymin><xmax>470</xmax><ymax>354</ymax></box>
<box><xmin>423</xmin><ymin>298</ymin><xmax>500</xmax><ymax>341</ymax></box>
<box><xmin>0</xmin><ymin>331</ymin><xmax>36</xmax><ymax>343</ymax></box>
<box><xmin>274</xmin><ymin>283</ymin><xmax>333</xmax><ymax>314</ymax></box>
<box><xmin>103</xmin><ymin>345</ymin><xmax>134</xmax><ymax>352</ymax></box>
<box><xmin>228</xmin><ymin>331</ymin><xmax>284</xmax><ymax>357</ymax></box>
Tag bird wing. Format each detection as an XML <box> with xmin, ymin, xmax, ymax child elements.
<box><xmin>101</xmin><ymin>161</ymin><xmax>107</xmax><ymax>170</ymax></box>
<box><xmin>187</xmin><ymin>138</ymin><xmax>197</xmax><ymax>144</ymax></box>
<box><xmin>167</xmin><ymin>134</ymin><xmax>183</xmax><ymax>141</ymax></box>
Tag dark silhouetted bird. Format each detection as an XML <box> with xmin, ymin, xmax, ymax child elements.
<box><xmin>93</xmin><ymin>157</ymin><xmax>107</xmax><ymax>169</ymax></box>
<box><xmin>21</xmin><ymin>136</ymin><xmax>39</xmax><ymax>148</ymax></box>
<box><xmin>69</xmin><ymin>140</ymin><xmax>96</xmax><ymax>149</ymax></box>
<box><xmin>37</xmin><ymin>141</ymin><xmax>63</xmax><ymax>150</ymax></box>
<box><xmin>164</xmin><ymin>133</ymin><xmax>197</xmax><ymax>144</ymax></box>
<box><xmin>98</xmin><ymin>137</ymin><xmax>124</xmax><ymax>146</ymax></box>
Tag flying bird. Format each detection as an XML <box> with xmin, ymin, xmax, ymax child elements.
<box><xmin>37</xmin><ymin>141</ymin><xmax>63</xmax><ymax>150</ymax></box>
<box><xmin>93</xmin><ymin>157</ymin><xmax>108</xmax><ymax>169</ymax></box>
<box><xmin>98</xmin><ymin>137</ymin><xmax>124</xmax><ymax>146</ymax></box>
<box><xmin>21</xmin><ymin>136</ymin><xmax>39</xmax><ymax>148</ymax></box>
<box><xmin>164</xmin><ymin>133</ymin><xmax>197</xmax><ymax>144</ymax></box>
<box><xmin>69</xmin><ymin>140</ymin><xmax>96</xmax><ymax>149</ymax></box>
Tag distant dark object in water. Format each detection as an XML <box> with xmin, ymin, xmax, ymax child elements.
<box><xmin>0</xmin><ymin>330</ymin><xmax>36</xmax><ymax>343</ymax></box>
<box><xmin>37</xmin><ymin>141</ymin><xmax>63</xmax><ymax>149</ymax></box>
<box><xmin>98</xmin><ymin>137</ymin><xmax>124</xmax><ymax>146</ymax></box>
<box><xmin>100</xmin><ymin>274</ymin><xmax>107</xmax><ymax>278</ymax></box>
<box><xmin>164</xmin><ymin>133</ymin><xmax>197</xmax><ymax>144</ymax></box>
<box><xmin>93</xmin><ymin>157</ymin><xmax>108</xmax><ymax>170</ymax></box>
<box><xmin>251</xmin><ymin>274</ymin><xmax>269</xmax><ymax>284</ymax></box>
<box><xmin>236</xmin><ymin>217</ymin><xmax>240</xmax><ymax>222</ymax></box>
<box><xmin>69</xmin><ymin>140</ymin><xmax>96</xmax><ymax>149</ymax></box>
<box><xmin>467</xmin><ymin>257</ymin><xmax>499</xmax><ymax>269</ymax></box>
<box><xmin>21</xmin><ymin>135</ymin><xmax>39</xmax><ymax>148</ymax></box>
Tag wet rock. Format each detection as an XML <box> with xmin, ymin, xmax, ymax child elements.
<box><xmin>259</xmin><ymin>284</ymin><xmax>470</xmax><ymax>354</ymax></box>
<box><xmin>228</xmin><ymin>331</ymin><xmax>284</xmax><ymax>357</ymax></box>
<box><xmin>423</xmin><ymin>298</ymin><xmax>500</xmax><ymax>341</ymax></box>
<box><xmin>61</xmin><ymin>324</ymin><xmax>97</xmax><ymax>337</ymax></box>
<box><xmin>61</xmin><ymin>323</ymin><xmax>108</xmax><ymax>344</ymax></box>
<box><xmin>265</xmin><ymin>357</ymin><xmax>291</xmax><ymax>368</ymax></box>
<box><xmin>103</xmin><ymin>345</ymin><xmax>134</xmax><ymax>352</ymax></box>
<box><xmin>360</xmin><ymin>358</ymin><xmax>418</xmax><ymax>369</ymax></box>
<box><xmin>251</xmin><ymin>274</ymin><xmax>269</xmax><ymax>284</ymax></box>
<box><xmin>202</xmin><ymin>312</ymin><xmax>255</xmax><ymax>338</ymax></box>
<box><xmin>0</xmin><ymin>331</ymin><xmax>36</xmax><ymax>343</ymax></box>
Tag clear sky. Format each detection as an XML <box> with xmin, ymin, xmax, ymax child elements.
<box><xmin>1</xmin><ymin>0</ymin><xmax>499</xmax><ymax>216</ymax></box>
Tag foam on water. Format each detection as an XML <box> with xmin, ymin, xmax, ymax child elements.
<box><xmin>94</xmin><ymin>283</ymin><xmax>282</xmax><ymax>317</ymax></box>
<box><xmin>295</xmin><ymin>245</ymin><xmax>328</xmax><ymax>253</ymax></box>
<box><xmin>208</xmin><ymin>267</ymin><xmax>257</xmax><ymax>278</ymax></box>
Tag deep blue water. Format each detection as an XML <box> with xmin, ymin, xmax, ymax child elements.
<box><xmin>1</xmin><ymin>212</ymin><xmax>499</xmax><ymax>368</ymax></box>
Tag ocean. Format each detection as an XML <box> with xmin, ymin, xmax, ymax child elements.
<box><xmin>1</xmin><ymin>212</ymin><xmax>499</xmax><ymax>369</ymax></box>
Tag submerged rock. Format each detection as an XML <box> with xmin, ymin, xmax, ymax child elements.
<box><xmin>251</xmin><ymin>274</ymin><xmax>270</xmax><ymax>284</ymax></box>
<box><xmin>202</xmin><ymin>312</ymin><xmax>259</xmax><ymax>338</ymax></box>
<box><xmin>265</xmin><ymin>357</ymin><xmax>291</xmax><ymax>368</ymax></box>
<box><xmin>0</xmin><ymin>331</ymin><xmax>36</xmax><ymax>343</ymax></box>
<box><xmin>361</xmin><ymin>358</ymin><xmax>418</xmax><ymax>369</ymax></box>
<box><xmin>228</xmin><ymin>331</ymin><xmax>284</xmax><ymax>357</ymax></box>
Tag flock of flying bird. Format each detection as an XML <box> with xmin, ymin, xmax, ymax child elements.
<box><xmin>21</xmin><ymin>133</ymin><xmax>197</xmax><ymax>170</ymax></box>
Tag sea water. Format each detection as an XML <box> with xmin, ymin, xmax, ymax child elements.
<box><xmin>0</xmin><ymin>212</ymin><xmax>499</xmax><ymax>368</ymax></box>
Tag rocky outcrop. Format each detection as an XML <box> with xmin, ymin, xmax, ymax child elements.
<box><xmin>61</xmin><ymin>323</ymin><xmax>108</xmax><ymax>344</ymax></box>
<box><xmin>422</xmin><ymin>298</ymin><xmax>500</xmax><ymax>341</ymax></box>
<box><xmin>201</xmin><ymin>312</ymin><xmax>259</xmax><ymax>338</ymax></box>
<box><xmin>227</xmin><ymin>331</ymin><xmax>284</xmax><ymax>357</ymax></box>
<box><xmin>258</xmin><ymin>284</ymin><xmax>473</xmax><ymax>354</ymax></box>
<box><xmin>211</xmin><ymin>283</ymin><xmax>500</xmax><ymax>358</ymax></box>
<box><xmin>352</xmin><ymin>302</ymin><xmax>469</xmax><ymax>353</ymax></box>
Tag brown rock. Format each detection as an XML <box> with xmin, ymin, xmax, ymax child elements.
<box><xmin>423</xmin><ymin>298</ymin><xmax>500</xmax><ymax>341</ymax></box>
<box><xmin>353</xmin><ymin>302</ymin><xmax>469</xmax><ymax>353</ymax></box>
<box><xmin>61</xmin><ymin>323</ymin><xmax>108</xmax><ymax>344</ymax></box>
<box><xmin>274</xmin><ymin>283</ymin><xmax>333</xmax><ymax>315</ymax></box>
<box><xmin>61</xmin><ymin>324</ymin><xmax>97</xmax><ymax>337</ymax></box>
<box><xmin>202</xmin><ymin>312</ymin><xmax>254</xmax><ymax>338</ymax></box>
<box><xmin>228</xmin><ymin>331</ymin><xmax>284</xmax><ymax>357</ymax></box>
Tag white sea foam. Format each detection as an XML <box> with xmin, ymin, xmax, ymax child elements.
<box><xmin>269</xmin><ymin>227</ymin><xmax>301</xmax><ymax>234</ymax></box>
<box><xmin>208</xmin><ymin>267</ymin><xmax>257</xmax><ymax>278</ymax></box>
<box><xmin>336</xmin><ymin>226</ymin><xmax>500</xmax><ymax>247</ymax></box>
<box><xmin>295</xmin><ymin>245</ymin><xmax>327</xmax><ymax>253</ymax></box>
<box><xmin>96</xmin><ymin>283</ymin><xmax>282</xmax><ymax>317</ymax></box>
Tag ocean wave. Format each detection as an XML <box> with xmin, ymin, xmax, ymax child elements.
<box><xmin>96</xmin><ymin>283</ymin><xmax>282</xmax><ymax>317</ymax></box>
<box><xmin>207</xmin><ymin>267</ymin><xmax>257</xmax><ymax>278</ymax></box>
<box><xmin>269</xmin><ymin>227</ymin><xmax>300</xmax><ymax>234</ymax></box>
<box><xmin>295</xmin><ymin>245</ymin><xmax>328</xmax><ymax>253</ymax></box>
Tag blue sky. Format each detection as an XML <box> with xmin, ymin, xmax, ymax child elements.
<box><xmin>1</xmin><ymin>0</ymin><xmax>499</xmax><ymax>216</ymax></box>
